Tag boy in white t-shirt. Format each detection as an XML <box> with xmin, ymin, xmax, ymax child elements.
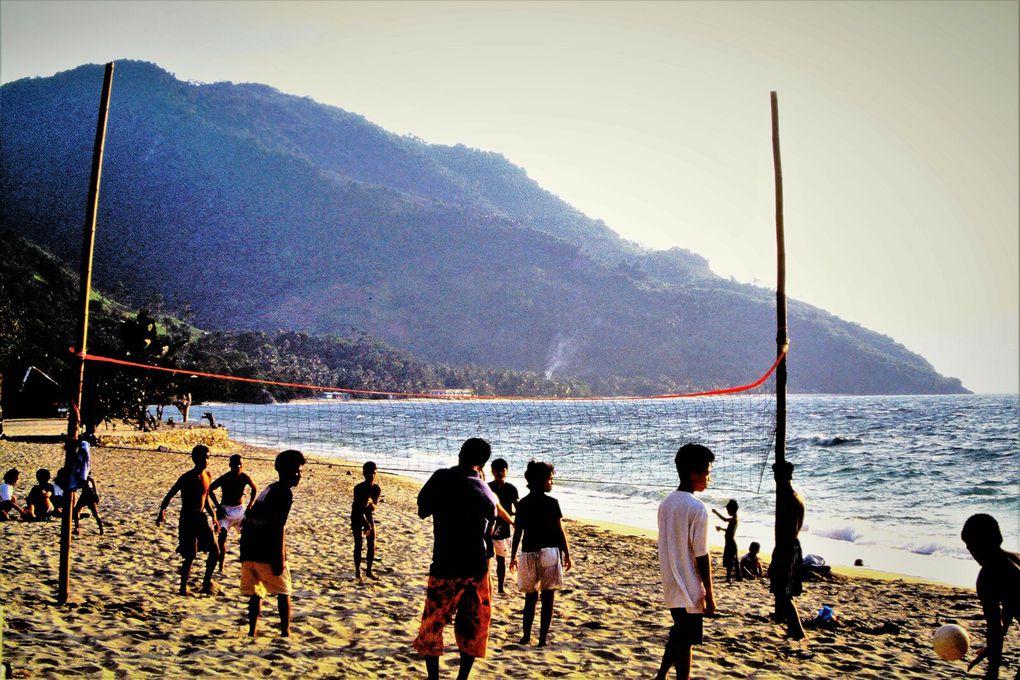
<box><xmin>655</xmin><ymin>443</ymin><xmax>716</xmax><ymax>680</ymax></box>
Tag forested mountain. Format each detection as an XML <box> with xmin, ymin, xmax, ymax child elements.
<box><xmin>0</xmin><ymin>61</ymin><xmax>967</xmax><ymax>394</ymax></box>
<box><xmin>0</xmin><ymin>232</ymin><xmax>593</xmax><ymax>421</ymax></box>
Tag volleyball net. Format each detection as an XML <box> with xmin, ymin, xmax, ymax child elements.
<box><xmin>79</xmin><ymin>351</ymin><xmax>782</xmax><ymax>493</ymax></box>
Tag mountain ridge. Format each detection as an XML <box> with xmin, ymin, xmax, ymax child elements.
<box><xmin>0</xmin><ymin>60</ymin><xmax>968</xmax><ymax>395</ymax></box>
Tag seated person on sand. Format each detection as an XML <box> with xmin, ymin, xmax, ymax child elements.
<box><xmin>739</xmin><ymin>541</ymin><xmax>764</xmax><ymax>579</ymax></box>
<box><xmin>26</xmin><ymin>468</ymin><xmax>57</xmax><ymax>521</ymax></box>
<box><xmin>210</xmin><ymin>454</ymin><xmax>258</xmax><ymax>573</ymax></box>
<box><xmin>713</xmin><ymin>499</ymin><xmax>741</xmax><ymax>582</ymax></box>
<box><xmin>239</xmin><ymin>449</ymin><xmax>306</xmax><ymax>638</ymax></box>
<box><xmin>961</xmin><ymin>513</ymin><xmax>1020</xmax><ymax>679</ymax></box>
<box><xmin>73</xmin><ymin>474</ymin><xmax>104</xmax><ymax>536</ymax></box>
<box><xmin>351</xmin><ymin>461</ymin><xmax>381</xmax><ymax>582</ymax></box>
<box><xmin>156</xmin><ymin>445</ymin><xmax>220</xmax><ymax>596</ymax></box>
<box><xmin>51</xmin><ymin>467</ymin><xmax>67</xmax><ymax>517</ymax></box>
<box><xmin>0</xmin><ymin>468</ymin><xmax>29</xmax><ymax>520</ymax></box>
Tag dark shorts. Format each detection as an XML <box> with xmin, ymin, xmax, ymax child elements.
<box><xmin>177</xmin><ymin>511</ymin><xmax>217</xmax><ymax>559</ymax></box>
<box><xmin>668</xmin><ymin>607</ymin><xmax>704</xmax><ymax>647</ymax></box>
<box><xmin>769</xmin><ymin>539</ymin><xmax>803</xmax><ymax>598</ymax></box>
<box><xmin>351</xmin><ymin>518</ymin><xmax>374</xmax><ymax>534</ymax></box>
<box><xmin>722</xmin><ymin>540</ymin><xmax>737</xmax><ymax>568</ymax></box>
<box><xmin>76</xmin><ymin>487</ymin><xmax>99</xmax><ymax>507</ymax></box>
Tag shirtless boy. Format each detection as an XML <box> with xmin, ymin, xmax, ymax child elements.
<box><xmin>210</xmin><ymin>454</ymin><xmax>258</xmax><ymax>572</ymax></box>
<box><xmin>156</xmin><ymin>445</ymin><xmax>220</xmax><ymax>595</ymax></box>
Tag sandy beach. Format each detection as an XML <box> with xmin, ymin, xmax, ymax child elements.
<box><xmin>0</xmin><ymin>433</ymin><xmax>1014</xmax><ymax>679</ymax></box>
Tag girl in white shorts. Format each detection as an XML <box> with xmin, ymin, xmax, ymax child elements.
<box><xmin>509</xmin><ymin>460</ymin><xmax>572</xmax><ymax>647</ymax></box>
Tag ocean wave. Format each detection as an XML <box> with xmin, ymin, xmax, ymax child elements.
<box><xmin>906</xmin><ymin>543</ymin><xmax>942</xmax><ymax>556</ymax></box>
<box><xmin>812</xmin><ymin>525</ymin><xmax>865</xmax><ymax>543</ymax></box>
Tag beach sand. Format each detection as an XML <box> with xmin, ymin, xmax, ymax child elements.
<box><xmin>1</xmin><ymin>435</ymin><xmax>1014</xmax><ymax>678</ymax></box>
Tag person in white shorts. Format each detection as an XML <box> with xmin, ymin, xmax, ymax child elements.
<box><xmin>509</xmin><ymin>460</ymin><xmax>572</xmax><ymax>647</ymax></box>
<box><xmin>488</xmin><ymin>458</ymin><xmax>519</xmax><ymax>594</ymax></box>
<box><xmin>210</xmin><ymin>454</ymin><xmax>258</xmax><ymax>573</ymax></box>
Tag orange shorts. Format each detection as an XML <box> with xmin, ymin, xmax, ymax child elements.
<box><xmin>412</xmin><ymin>571</ymin><xmax>491</xmax><ymax>658</ymax></box>
<box><xmin>239</xmin><ymin>561</ymin><xmax>292</xmax><ymax>597</ymax></box>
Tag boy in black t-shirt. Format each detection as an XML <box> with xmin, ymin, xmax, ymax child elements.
<box><xmin>352</xmin><ymin>461</ymin><xmax>382</xmax><ymax>581</ymax></box>
<box><xmin>488</xmin><ymin>458</ymin><xmax>519</xmax><ymax>594</ymax></box>
<box><xmin>510</xmin><ymin>460</ymin><xmax>572</xmax><ymax>647</ymax></box>
<box><xmin>239</xmin><ymin>449</ymin><xmax>306</xmax><ymax>637</ymax></box>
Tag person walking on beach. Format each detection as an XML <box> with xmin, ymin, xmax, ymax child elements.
<box><xmin>412</xmin><ymin>437</ymin><xmax>498</xmax><ymax>680</ymax></box>
<box><xmin>961</xmin><ymin>513</ymin><xmax>1020</xmax><ymax>679</ymax></box>
<box><xmin>769</xmin><ymin>461</ymin><xmax>806</xmax><ymax>640</ymax></box>
<box><xmin>488</xmin><ymin>458</ymin><xmax>519</xmax><ymax>595</ymax></box>
<box><xmin>73</xmin><ymin>473</ymin><xmax>104</xmax><ymax>535</ymax></box>
<box><xmin>209</xmin><ymin>454</ymin><xmax>258</xmax><ymax>573</ymax></box>
<box><xmin>713</xmin><ymin>499</ymin><xmax>741</xmax><ymax>583</ymax></box>
<box><xmin>351</xmin><ymin>460</ymin><xmax>381</xmax><ymax>582</ymax></box>
<box><xmin>156</xmin><ymin>445</ymin><xmax>220</xmax><ymax>596</ymax></box>
<box><xmin>655</xmin><ymin>443</ymin><xmax>716</xmax><ymax>680</ymax></box>
<box><xmin>509</xmin><ymin>460</ymin><xmax>571</xmax><ymax>647</ymax></box>
<box><xmin>239</xmin><ymin>449</ymin><xmax>306</xmax><ymax>638</ymax></box>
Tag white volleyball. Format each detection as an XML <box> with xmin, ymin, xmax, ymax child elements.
<box><xmin>933</xmin><ymin>624</ymin><xmax>969</xmax><ymax>661</ymax></box>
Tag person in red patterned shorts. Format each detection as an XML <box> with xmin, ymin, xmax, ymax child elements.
<box><xmin>413</xmin><ymin>438</ymin><xmax>498</xmax><ymax>680</ymax></box>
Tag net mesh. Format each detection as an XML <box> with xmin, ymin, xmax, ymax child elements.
<box><xmin>82</xmin><ymin>352</ymin><xmax>781</xmax><ymax>493</ymax></box>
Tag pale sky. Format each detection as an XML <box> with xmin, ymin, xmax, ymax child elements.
<box><xmin>2</xmin><ymin>0</ymin><xmax>1017</xmax><ymax>393</ymax></box>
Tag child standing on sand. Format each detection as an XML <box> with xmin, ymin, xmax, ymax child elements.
<box><xmin>239</xmin><ymin>449</ymin><xmax>306</xmax><ymax>637</ymax></box>
<box><xmin>0</xmin><ymin>468</ymin><xmax>28</xmax><ymax>520</ymax></box>
<box><xmin>961</xmin><ymin>513</ymin><xmax>1020</xmax><ymax>679</ymax></box>
<box><xmin>713</xmin><ymin>499</ymin><xmax>741</xmax><ymax>582</ymax></box>
<box><xmin>510</xmin><ymin>460</ymin><xmax>572</xmax><ymax>647</ymax></box>
<box><xmin>351</xmin><ymin>461</ymin><xmax>381</xmax><ymax>581</ymax></box>
<box><xmin>656</xmin><ymin>443</ymin><xmax>716</xmax><ymax>680</ymax></box>
<box><xmin>156</xmin><ymin>445</ymin><xmax>220</xmax><ymax>595</ymax></box>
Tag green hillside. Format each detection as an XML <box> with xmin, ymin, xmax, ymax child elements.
<box><xmin>0</xmin><ymin>61</ymin><xmax>967</xmax><ymax>395</ymax></box>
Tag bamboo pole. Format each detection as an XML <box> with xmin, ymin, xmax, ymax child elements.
<box><xmin>59</xmin><ymin>61</ymin><xmax>114</xmax><ymax>605</ymax></box>
<box><xmin>771</xmin><ymin>92</ymin><xmax>788</xmax><ymax>466</ymax></box>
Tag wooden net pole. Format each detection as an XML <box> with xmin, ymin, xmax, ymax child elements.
<box><xmin>59</xmin><ymin>61</ymin><xmax>115</xmax><ymax>605</ymax></box>
<box><xmin>771</xmin><ymin>91</ymin><xmax>788</xmax><ymax>466</ymax></box>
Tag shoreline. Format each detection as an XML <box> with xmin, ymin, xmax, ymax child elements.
<box><xmin>2</xmin><ymin>436</ymin><xmax>1011</xmax><ymax>678</ymax></box>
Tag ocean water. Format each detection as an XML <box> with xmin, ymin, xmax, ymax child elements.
<box><xmin>202</xmin><ymin>393</ymin><xmax>1018</xmax><ymax>588</ymax></box>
